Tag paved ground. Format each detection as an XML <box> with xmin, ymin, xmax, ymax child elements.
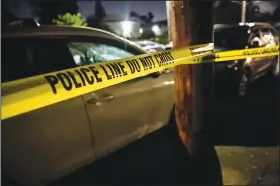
<box><xmin>216</xmin><ymin>146</ymin><xmax>279</xmax><ymax>185</ymax></box>
<box><xmin>53</xmin><ymin>72</ymin><xmax>279</xmax><ymax>185</ymax></box>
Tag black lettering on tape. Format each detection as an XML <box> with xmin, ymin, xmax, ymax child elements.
<box><xmin>139</xmin><ymin>57</ymin><xmax>149</xmax><ymax>70</ymax></box>
<box><xmin>154</xmin><ymin>53</ymin><xmax>173</xmax><ymax>67</ymax></box>
<box><xmin>88</xmin><ymin>66</ymin><xmax>102</xmax><ymax>82</ymax></box>
<box><xmin>67</xmin><ymin>71</ymin><xmax>82</xmax><ymax>88</ymax></box>
<box><xmin>117</xmin><ymin>62</ymin><xmax>128</xmax><ymax>76</ymax></box>
<box><xmin>159</xmin><ymin>53</ymin><xmax>167</xmax><ymax>66</ymax></box>
<box><xmin>75</xmin><ymin>70</ymin><xmax>86</xmax><ymax>86</ymax></box>
<box><xmin>132</xmin><ymin>59</ymin><xmax>141</xmax><ymax>72</ymax></box>
<box><xmin>57</xmin><ymin>72</ymin><xmax>73</xmax><ymax>91</ymax></box>
<box><xmin>167</xmin><ymin>52</ymin><xmax>175</xmax><ymax>61</ymax></box>
<box><xmin>139</xmin><ymin>56</ymin><xmax>153</xmax><ymax>70</ymax></box>
<box><xmin>45</xmin><ymin>75</ymin><xmax>59</xmax><ymax>94</ymax></box>
<box><xmin>126</xmin><ymin>60</ymin><xmax>135</xmax><ymax>74</ymax></box>
<box><xmin>147</xmin><ymin>56</ymin><xmax>155</xmax><ymax>68</ymax></box>
<box><xmin>110</xmin><ymin>63</ymin><xmax>122</xmax><ymax>77</ymax></box>
<box><xmin>106</xmin><ymin>64</ymin><xmax>115</xmax><ymax>78</ymax></box>
<box><xmin>154</xmin><ymin>54</ymin><xmax>161</xmax><ymax>66</ymax></box>
<box><xmin>157</xmin><ymin>54</ymin><xmax>164</xmax><ymax>66</ymax></box>
<box><xmin>161</xmin><ymin>53</ymin><xmax>169</xmax><ymax>62</ymax></box>
<box><xmin>126</xmin><ymin>59</ymin><xmax>141</xmax><ymax>73</ymax></box>
<box><xmin>80</xmin><ymin>68</ymin><xmax>94</xmax><ymax>84</ymax></box>
<box><xmin>100</xmin><ymin>65</ymin><xmax>112</xmax><ymax>80</ymax></box>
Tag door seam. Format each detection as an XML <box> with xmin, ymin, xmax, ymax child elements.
<box><xmin>81</xmin><ymin>96</ymin><xmax>97</xmax><ymax>157</ymax></box>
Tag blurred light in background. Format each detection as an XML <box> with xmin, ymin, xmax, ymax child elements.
<box><xmin>152</xmin><ymin>25</ymin><xmax>160</xmax><ymax>33</ymax></box>
<box><xmin>121</xmin><ymin>21</ymin><xmax>133</xmax><ymax>38</ymax></box>
<box><xmin>152</xmin><ymin>25</ymin><xmax>161</xmax><ymax>36</ymax></box>
<box><xmin>139</xmin><ymin>28</ymin><xmax>143</xmax><ymax>34</ymax></box>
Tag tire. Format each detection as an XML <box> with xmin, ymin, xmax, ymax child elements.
<box><xmin>238</xmin><ymin>68</ymin><xmax>251</xmax><ymax>97</ymax></box>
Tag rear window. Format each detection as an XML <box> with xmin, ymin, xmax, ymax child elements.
<box><xmin>214</xmin><ymin>27</ymin><xmax>250</xmax><ymax>50</ymax></box>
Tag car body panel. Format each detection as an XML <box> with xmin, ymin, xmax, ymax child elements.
<box><xmin>1</xmin><ymin>97</ymin><xmax>94</xmax><ymax>184</ymax></box>
<box><xmin>83</xmin><ymin>70</ymin><xmax>174</xmax><ymax>158</ymax></box>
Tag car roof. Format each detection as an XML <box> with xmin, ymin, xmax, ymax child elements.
<box><xmin>214</xmin><ymin>22</ymin><xmax>273</xmax><ymax>30</ymax></box>
<box><xmin>3</xmin><ymin>25</ymin><xmax>119</xmax><ymax>38</ymax></box>
<box><xmin>2</xmin><ymin>25</ymin><xmax>147</xmax><ymax>53</ymax></box>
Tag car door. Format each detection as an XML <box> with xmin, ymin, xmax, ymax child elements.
<box><xmin>1</xmin><ymin>37</ymin><xmax>95</xmax><ymax>185</ymax></box>
<box><xmin>67</xmin><ymin>36</ymin><xmax>175</xmax><ymax>158</ymax></box>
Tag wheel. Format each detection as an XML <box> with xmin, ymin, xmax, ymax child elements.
<box><xmin>238</xmin><ymin>68</ymin><xmax>251</xmax><ymax>97</ymax></box>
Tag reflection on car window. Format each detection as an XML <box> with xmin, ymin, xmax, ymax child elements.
<box><xmin>67</xmin><ymin>42</ymin><xmax>134</xmax><ymax>66</ymax></box>
<box><xmin>214</xmin><ymin>27</ymin><xmax>249</xmax><ymax>50</ymax></box>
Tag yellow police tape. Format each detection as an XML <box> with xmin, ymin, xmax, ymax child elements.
<box><xmin>1</xmin><ymin>44</ymin><xmax>279</xmax><ymax>120</ymax></box>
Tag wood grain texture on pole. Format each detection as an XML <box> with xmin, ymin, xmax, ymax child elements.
<box><xmin>170</xmin><ymin>0</ymin><xmax>214</xmax><ymax>155</ymax></box>
<box><xmin>170</xmin><ymin>0</ymin><xmax>192</xmax><ymax>151</ymax></box>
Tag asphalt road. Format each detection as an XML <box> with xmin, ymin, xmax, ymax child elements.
<box><xmin>53</xmin><ymin>72</ymin><xmax>279</xmax><ymax>185</ymax></box>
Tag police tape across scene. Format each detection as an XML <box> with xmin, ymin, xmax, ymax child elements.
<box><xmin>1</xmin><ymin>44</ymin><xmax>279</xmax><ymax>120</ymax></box>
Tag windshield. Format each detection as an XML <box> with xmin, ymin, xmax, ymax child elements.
<box><xmin>214</xmin><ymin>27</ymin><xmax>250</xmax><ymax>50</ymax></box>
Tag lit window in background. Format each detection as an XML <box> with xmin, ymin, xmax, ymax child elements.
<box><xmin>121</xmin><ymin>21</ymin><xmax>133</xmax><ymax>38</ymax></box>
<box><xmin>139</xmin><ymin>28</ymin><xmax>143</xmax><ymax>34</ymax></box>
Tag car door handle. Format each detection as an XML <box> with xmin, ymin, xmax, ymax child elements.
<box><xmin>87</xmin><ymin>95</ymin><xmax>114</xmax><ymax>104</ymax></box>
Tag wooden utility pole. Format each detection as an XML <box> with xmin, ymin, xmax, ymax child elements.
<box><xmin>241</xmin><ymin>0</ymin><xmax>247</xmax><ymax>23</ymax></box>
<box><xmin>169</xmin><ymin>0</ymin><xmax>214</xmax><ymax>155</ymax></box>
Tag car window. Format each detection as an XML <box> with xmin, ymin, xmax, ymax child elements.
<box><xmin>214</xmin><ymin>27</ymin><xmax>250</xmax><ymax>50</ymax></box>
<box><xmin>2</xmin><ymin>38</ymin><xmax>75</xmax><ymax>83</ymax></box>
<box><xmin>67</xmin><ymin>40</ymin><xmax>138</xmax><ymax>66</ymax></box>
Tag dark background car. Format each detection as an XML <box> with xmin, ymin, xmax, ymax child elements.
<box><xmin>214</xmin><ymin>23</ymin><xmax>279</xmax><ymax>98</ymax></box>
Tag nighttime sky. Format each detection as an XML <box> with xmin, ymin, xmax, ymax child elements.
<box><xmin>7</xmin><ymin>0</ymin><xmax>279</xmax><ymax>22</ymax></box>
<box><xmin>79</xmin><ymin>1</ymin><xmax>167</xmax><ymax>21</ymax></box>
<box><xmin>8</xmin><ymin>0</ymin><xmax>167</xmax><ymax>21</ymax></box>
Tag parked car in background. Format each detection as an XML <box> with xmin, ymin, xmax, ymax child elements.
<box><xmin>134</xmin><ymin>40</ymin><xmax>166</xmax><ymax>52</ymax></box>
<box><xmin>2</xmin><ymin>21</ymin><xmax>175</xmax><ymax>186</ymax></box>
<box><xmin>165</xmin><ymin>23</ymin><xmax>279</xmax><ymax>97</ymax></box>
<box><xmin>214</xmin><ymin>23</ymin><xmax>279</xmax><ymax>97</ymax></box>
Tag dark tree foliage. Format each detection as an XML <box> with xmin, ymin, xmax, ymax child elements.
<box><xmin>129</xmin><ymin>11</ymin><xmax>154</xmax><ymax>24</ymax></box>
<box><xmin>86</xmin><ymin>0</ymin><xmax>115</xmax><ymax>33</ymax></box>
<box><xmin>87</xmin><ymin>15</ymin><xmax>115</xmax><ymax>33</ymax></box>
<box><xmin>31</xmin><ymin>0</ymin><xmax>78</xmax><ymax>24</ymax></box>
<box><xmin>129</xmin><ymin>11</ymin><xmax>155</xmax><ymax>39</ymax></box>
<box><xmin>95</xmin><ymin>0</ymin><xmax>106</xmax><ymax>23</ymax></box>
